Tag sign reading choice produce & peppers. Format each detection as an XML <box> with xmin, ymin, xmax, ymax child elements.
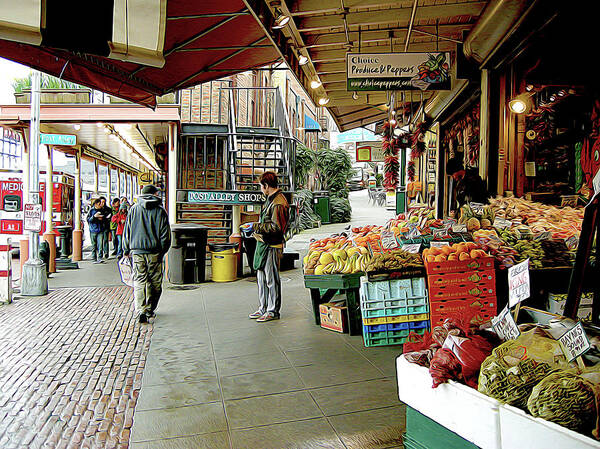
<box><xmin>346</xmin><ymin>52</ymin><xmax>451</xmax><ymax>91</ymax></box>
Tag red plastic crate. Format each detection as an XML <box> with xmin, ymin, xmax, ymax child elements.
<box><xmin>424</xmin><ymin>256</ymin><xmax>495</xmax><ymax>274</ymax></box>
<box><xmin>427</xmin><ymin>270</ymin><xmax>495</xmax><ymax>288</ymax></box>
<box><xmin>428</xmin><ymin>279</ymin><xmax>496</xmax><ymax>301</ymax></box>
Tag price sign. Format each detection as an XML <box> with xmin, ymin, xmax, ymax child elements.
<box><xmin>491</xmin><ymin>306</ymin><xmax>521</xmax><ymax>341</ymax></box>
<box><xmin>594</xmin><ymin>168</ymin><xmax>600</xmax><ymax>196</ymax></box>
<box><xmin>469</xmin><ymin>202</ymin><xmax>485</xmax><ymax>215</ymax></box>
<box><xmin>430</xmin><ymin>241</ymin><xmax>450</xmax><ymax>248</ymax></box>
<box><xmin>407</xmin><ymin>224</ymin><xmax>421</xmax><ymax>239</ymax></box>
<box><xmin>443</xmin><ymin>219</ymin><xmax>457</xmax><ymax>227</ymax></box>
<box><xmin>493</xmin><ymin>218</ymin><xmax>512</xmax><ymax>230</ymax></box>
<box><xmin>558</xmin><ymin>322</ymin><xmax>591</xmax><ymax>362</ymax></box>
<box><xmin>508</xmin><ymin>259</ymin><xmax>530</xmax><ymax>308</ymax></box>
<box><xmin>432</xmin><ymin>227</ymin><xmax>450</xmax><ymax>239</ymax></box>
<box><xmin>23</xmin><ymin>204</ymin><xmax>42</xmax><ymax>232</ymax></box>
<box><xmin>452</xmin><ymin>224</ymin><xmax>468</xmax><ymax>233</ymax></box>
<box><xmin>381</xmin><ymin>231</ymin><xmax>399</xmax><ymax>249</ymax></box>
<box><xmin>401</xmin><ymin>243</ymin><xmax>421</xmax><ymax>253</ymax></box>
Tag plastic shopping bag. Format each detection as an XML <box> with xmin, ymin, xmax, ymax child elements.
<box><xmin>118</xmin><ymin>256</ymin><xmax>134</xmax><ymax>288</ymax></box>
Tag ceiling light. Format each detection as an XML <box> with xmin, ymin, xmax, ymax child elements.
<box><xmin>318</xmin><ymin>97</ymin><xmax>330</xmax><ymax>106</ymax></box>
<box><xmin>310</xmin><ymin>80</ymin><xmax>322</xmax><ymax>89</ymax></box>
<box><xmin>272</xmin><ymin>7</ymin><xmax>290</xmax><ymax>29</ymax></box>
<box><xmin>104</xmin><ymin>127</ymin><xmax>110</xmax><ymax>134</ymax></box>
<box><xmin>391</xmin><ymin>110</ymin><xmax>396</xmax><ymax>116</ymax></box>
<box><xmin>298</xmin><ymin>54</ymin><xmax>309</xmax><ymax>65</ymax></box>
<box><xmin>352</xmin><ymin>92</ymin><xmax>358</xmax><ymax>100</ymax></box>
<box><xmin>549</xmin><ymin>94</ymin><xmax>557</xmax><ymax>102</ymax></box>
<box><xmin>509</xmin><ymin>93</ymin><xmax>533</xmax><ymax>114</ymax></box>
<box><xmin>97</xmin><ymin>122</ymin><xmax>103</xmax><ymax>127</ymax></box>
<box><xmin>73</xmin><ymin>124</ymin><xmax>81</xmax><ymax>130</ymax></box>
<box><xmin>390</xmin><ymin>119</ymin><xmax>397</xmax><ymax>126</ymax></box>
<box><xmin>526</xmin><ymin>84</ymin><xmax>534</xmax><ymax>92</ymax></box>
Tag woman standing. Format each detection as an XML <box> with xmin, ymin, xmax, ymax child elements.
<box><xmin>111</xmin><ymin>203</ymin><xmax>128</xmax><ymax>258</ymax></box>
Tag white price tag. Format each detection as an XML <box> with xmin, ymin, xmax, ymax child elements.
<box><xmin>593</xmin><ymin>168</ymin><xmax>600</xmax><ymax>195</ymax></box>
<box><xmin>508</xmin><ymin>259</ymin><xmax>530</xmax><ymax>308</ymax></box>
<box><xmin>381</xmin><ymin>231</ymin><xmax>399</xmax><ymax>249</ymax></box>
<box><xmin>470</xmin><ymin>202</ymin><xmax>485</xmax><ymax>215</ymax></box>
<box><xmin>493</xmin><ymin>218</ymin><xmax>512</xmax><ymax>230</ymax></box>
<box><xmin>558</xmin><ymin>322</ymin><xmax>591</xmax><ymax>362</ymax></box>
<box><xmin>452</xmin><ymin>224</ymin><xmax>467</xmax><ymax>233</ymax></box>
<box><xmin>491</xmin><ymin>306</ymin><xmax>521</xmax><ymax>341</ymax></box>
<box><xmin>401</xmin><ymin>243</ymin><xmax>421</xmax><ymax>253</ymax></box>
<box><xmin>430</xmin><ymin>241</ymin><xmax>450</xmax><ymax>248</ymax></box>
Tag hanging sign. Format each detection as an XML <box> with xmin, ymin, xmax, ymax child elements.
<box><xmin>40</xmin><ymin>133</ymin><xmax>76</xmax><ymax>146</ymax></box>
<box><xmin>185</xmin><ymin>190</ymin><xmax>265</xmax><ymax>205</ymax></box>
<box><xmin>23</xmin><ymin>204</ymin><xmax>42</xmax><ymax>232</ymax></box>
<box><xmin>346</xmin><ymin>52</ymin><xmax>451</xmax><ymax>91</ymax></box>
<box><xmin>138</xmin><ymin>172</ymin><xmax>153</xmax><ymax>186</ymax></box>
<box><xmin>491</xmin><ymin>306</ymin><xmax>521</xmax><ymax>341</ymax></box>
<box><xmin>508</xmin><ymin>259</ymin><xmax>530</xmax><ymax>308</ymax></box>
<box><xmin>356</xmin><ymin>141</ymin><xmax>384</xmax><ymax>162</ymax></box>
<box><xmin>558</xmin><ymin>322</ymin><xmax>591</xmax><ymax>362</ymax></box>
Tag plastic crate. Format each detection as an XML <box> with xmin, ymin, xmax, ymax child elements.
<box><xmin>363</xmin><ymin>327</ymin><xmax>427</xmax><ymax>347</ymax></box>
<box><xmin>360</xmin><ymin>277</ymin><xmax>427</xmax><ymax>301</ymax></box>
<box><xmin>363</xmin><ymin>320</ymin><xmax>430</xmax><ymax>334</ymax></box>
<box><xmin>361</xmin><ymin>302</ymin><xmax>429</xmax><ymax>318</ymax></box>
<box><xmin>363</xmin><ymin>312</ymin><xmax>429</xmax><ymax>326</ymax></box>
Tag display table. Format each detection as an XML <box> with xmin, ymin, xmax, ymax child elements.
<box><xmin>304</xmin><ymin>272</ymin><xmax>364</xmax><ymax>336</ymax></box>
<box><xmin>396</xmin><ymin>355</ymin><xmax>600</xmax><ymax>449</ymax></box>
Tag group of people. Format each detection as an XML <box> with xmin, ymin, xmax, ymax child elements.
<box><xmin>87</xmin><ymin>196</ymin><xmax>130</xmax><ymax>263</ymax></box>
<box><xmin>83</xmin><ymin>173</ymin><xmax>290</xmax><ymax>327</ymax></box>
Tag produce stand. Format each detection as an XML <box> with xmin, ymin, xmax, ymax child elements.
<box><xmin>303</xmin><ymin>272</ymin><xmax>363</xmax><ymax>336</ymax></box>
<box><xmin>397</xmin><ymin>355</ymin><xmax>600</xmax><ymax>449</ymax></box>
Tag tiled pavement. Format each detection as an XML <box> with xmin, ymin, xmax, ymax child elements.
<box><xmin>0</xmin><ymin>286</ymin><xmax>151</xmax><ymax>449</ymax></box>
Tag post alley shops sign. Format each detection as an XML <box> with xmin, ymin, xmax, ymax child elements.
<box><xmin>181</xmin><ymin>190</ymin><xmax>265</xmax><ymax>205</ymax></box>
<box><xmin>347</xmin><ymin>52</ymin><xmax>451</xmax><ymax>91</ymax></box>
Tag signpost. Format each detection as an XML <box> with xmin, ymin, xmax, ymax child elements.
<box><xmin>346</xmin><ymin>52</ymin><xmax>451</xmax><ymax>91</ymax></box>
<box><xmin>40</xmin><ymin>133</ymin><xmax>76</xmax><ymax>146</ymax></box>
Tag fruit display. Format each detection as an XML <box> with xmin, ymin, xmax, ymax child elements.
<box><xmin>472</xmin><ymin>229</ymin><xmax>519</xmax><ymax>269</ymax></box>
<box><xmin>512</xmin><ymin>240</ymin><xmax>544</xmax><ymax>268</ymax></box>
<box><xmin>422</xmin><ymin>242</ymin><xmax>488</xmax><ymax>263</ymax></box>
<box><xmin>458</xmin><ymin>204</ymin><xmax>495</xmax><ymax>231</ymax></box>
<box><xmin>540</xmin><ymin>239</ymin><xmax>573</xmax><ymax>267</ymax></box>
<box><xmin>489</xmin><ymin>196</ymin><xmax>583</xmax><ymax>239</ymax></box>
<box><xmin>364</xmin><ymin>249</ymin><xmax>423</xmax><ymax>273</ymax></box>
<box><xmin>303</xmin><ymin>243</ymin><xmax>371</xmax><ymax>275</ymax></box>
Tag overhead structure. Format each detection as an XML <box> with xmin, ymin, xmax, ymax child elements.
<box><xmin>0</xmin><ymin>1</ymin><xmax>283</xmax><ymax>107</ymax></box>
<box><xmin>244</xmin><ymin>0</ymin><xmax>490</xmax><ymax>131</ymax></box>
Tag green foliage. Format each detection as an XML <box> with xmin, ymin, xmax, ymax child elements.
<box><xmin>375</xmin><ymin>173</ymin><xmax>383</xmax><ymax>187</ymax></box>
<box><xmin>294</xmin><ymin>144</ymin><xmax>315</xmax><ymax>189</ymax></box>
<box><xmin>294</xmin><ymin>189</ymin><xmax>322</xmax><ymax>231</ymax></box>
<box><xmin>316</xmin><ymin>147</ymin><xmax>353</xmax><ymax>199</ymax></box>
<box><xmin>330</xmin><ymin>197</ymin><xmax>352</xmax><ymax>223</ymax></box>
<box><xmin>12</xmin><ymin>73</ymin><xmax>85</xmax><ymax>94</ymax></box>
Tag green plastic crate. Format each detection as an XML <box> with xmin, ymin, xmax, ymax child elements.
<box><xmin>404</xmin><ymin>407</ymin><xmax>480</xmax><ymax>449</ymax></box>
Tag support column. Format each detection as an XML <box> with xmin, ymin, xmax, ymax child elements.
<box><xmin>479</xmin><ymin>69</ymin><xmax>490</xmax><ymax>181</ymax></box>
<box><xmin>21</xmin><ymin>70</ymin><xmax>48</xmax><ymax>296</ymax></box>
<box><xmin>19</xmin><ymin>131</ymin><xmax>30</xmax><ymax>276</ymax></box>
<box><xmin>167</xmin><ymin>122</ymin><xmax>177</xmax><ymax>223</ymax></box>
<box><xmin>43</xmin><ymin>146</ymin><xmax>56</xmax><ymax>273</ymax></box>
<box><xmin>72</xmin><ymin>149</ymin><xmax>82</xmax><ymax>261</ymax></box>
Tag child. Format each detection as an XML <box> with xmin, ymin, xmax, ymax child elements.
<box><xmin>111</xmin><ymin>204</ymin><xmax>128</xmax><ymax>258</ymax></box>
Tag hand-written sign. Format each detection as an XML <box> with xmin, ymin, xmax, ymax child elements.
<box><xmin>406</xmin><ymin>224</ymin><xmax>421</xmax><ymax>239</ymax></box>
<box><xmin>558</xmin><ymin>322</ymin><xmax>591</xmax><ymax>362</ymax></box>
<box><xmin>452</xmin><ymin>224</ymin><xmax>468</xmax><ymax>233</ymax></box>
<box><xmin>534</xmin><ymin>231</ymin><xmax>552</xmax><ymax>241</ymax></box>
<box><xmin>401</xmin><ymin>243</ymin><xmax>421</xmax><ymax>253</ymax></box>
<box><xmin>432</xmin><ymin>227</ymin><xmax>450</xmax><ymax>239</ymax></box>
<box><xmin>469</xmin><ymin>202</ymin><xmax>486</xmax><ymax>216</ymax></box>
<box><xmin>508</xmin><ymin>259</ymin><xmax>530</xmax><ymax>308</ymax></box>
<box><xmin>23</xmin><ymin>203</ymin><xmax>42</xmax><ymax>232</ymax></box>
<box><xmin>492</xmin><ymin>306</ymin><xmax>521</xmax><ymax>341</ymax></box>
<box><xmin>381</xmin><ymin>231</ymin><xmax>399</xmax><ymax>249</ymax></box>
<box><xmin>430</xmin><ymin>241</ymin><xmax>450</xmax><ymax>248</ymax></box>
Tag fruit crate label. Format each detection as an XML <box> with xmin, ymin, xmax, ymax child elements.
<box><xmin>381</xmin><ymin>231</ymin><xmax>399</xmax><ymax>249</ymax></box>
<box><xmin>492</xmin><ymin>306</ymin><xmax>520</xmax><ymax>340</ymax></box>
<box><xmin>508</xmin><ymin>259</ymin><xmax>530</xmax><ymax>308</ymax></box>
<box><xmin>558</xmin><ymin>322</ymin><xmax>590</xmax><ymax>362</ymax></box>
<box><xmin>493</xmin><ymin>218</ymin><xmax>512</xmax><ymax>230</ymax></box>
<box><xmin>401</xmin><ymin>243</ymin><xmax>421</xmax><ymax>253</ymax></box>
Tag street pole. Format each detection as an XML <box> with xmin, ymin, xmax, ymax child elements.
<box><xmin>21</xmin><ymin>70</ymin><xmax>48</xmax><ymax>296</ymax></box>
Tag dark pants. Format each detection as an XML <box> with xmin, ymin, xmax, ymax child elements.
<box><xmin>111</xmin><ymin>230</ymin><xmax>119</xmax><ymax>254</ymax></box>
<box><xmin>116</xmin><ymin>234</ymin><xmax>123</xmax><ymax>257</ymax></box>
<box><xmin>90</xmin><ymin>232</ymin><xmax>105</xmax><ymax>261</ymax></box>
<box><xmin>102</xmin><ymin>230</ymin><xmax>110</xmax><ymax>258</ymax></box>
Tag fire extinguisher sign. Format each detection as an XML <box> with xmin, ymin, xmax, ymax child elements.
<box><xmin>23</xmin><ymin>204</ymin><xmax>42</xmax><ymax>232</ymax></box>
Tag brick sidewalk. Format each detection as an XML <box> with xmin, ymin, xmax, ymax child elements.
<box><xmin>0</xmin><ymin>286</ymin><xmax>152</xmax><ymax>449</ymax></box>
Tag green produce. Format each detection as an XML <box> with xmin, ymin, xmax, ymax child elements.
<box><xmin>295</xmin><ymin>189</ymin><xmax>321</xmax><ymax>231</ymax></box>
<box><xmin>527</xmin><ymin>371</ymin><xmax>597</xmax><ymax>435</ymax></box>
<box><xmin>512</xmin><ymin>240</ymin><xmax>544</xmax><ymax>268</ymax></box>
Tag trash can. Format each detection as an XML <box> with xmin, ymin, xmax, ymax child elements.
<box><xmin>313</xmin><ymin>190</ymin><xmax>330</xmax><ymax>224</ymax></box>
<box><xmin>168</xmin><ymin>223</ymin><xmax>208</xmax><ymax>284</ymax></box>
<box><xmin>210</xmin><ymin>243</ymin><xmax>238</xmax><ymax>282</ymax></box>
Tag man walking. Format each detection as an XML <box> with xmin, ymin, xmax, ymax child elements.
<box><xmin>122</xmin><ymin>185</ymin><xmax>171</xmax><ymax>324</ymax></box>
<box><xmin>248</xmin><ymin>171</ymin><xmax>289</xmax><ymax>322</ymax></box>
<box><xmin>87</xmin><ymin>198</ymin><xmax>106</xmax><ymax>264</ymax></box>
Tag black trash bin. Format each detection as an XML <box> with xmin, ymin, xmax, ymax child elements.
<box><xmin>168</xmin><ymin>223</ymin><xmax>208</xmax><ymax>284</ymax></box>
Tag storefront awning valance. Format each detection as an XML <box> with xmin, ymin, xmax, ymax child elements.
<box><xmin>304</xmin><ymin>114</ymin><xmax>321</xmax><ymax>132</ymax></box>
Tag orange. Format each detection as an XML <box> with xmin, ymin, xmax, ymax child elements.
<box><xmin>459</xmin><ymin>252</ymin><xmax>471</xmax><ymax>261</ymax></box>
<box><xmin>448</xmin><ymin>253</ymin><xmax>458</xmax><ymax>261</ymax></box>
<box><xmin>434</xmin><ymin>254</ymin><xmax>446</xmax><ymax>262</ymax></box>
<box><xmin>455</xmin><ymin>243</ymin><xmax>467</xmax><ymax>254</ymax></box>
<box><xmin>441</xmin><ymin>245</ymin><xmax>453</xmax><ymax>256</ymax></box>
<box><xmin>425</xmin><ymin>254</ymin><xmax>436</xmax><ymax>262</ymax></box>
<box><xmin>429</xmin><ymin>247</ymin><xmax>442</xmax><ymax>256</ymax></box>
<box><xmin>466</xmin><ymin>242</ymin><xmax>478</xmax><ymax>250</ymax></box>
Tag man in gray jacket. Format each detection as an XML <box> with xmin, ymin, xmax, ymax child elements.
<box><xmin>122</xmin><ymin>185</ymin><xmax>171</xmax><ymax>323</ymax></box>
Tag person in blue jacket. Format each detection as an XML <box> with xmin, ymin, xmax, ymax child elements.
<box><xmin>87</xmin><ymin>198</ymin><xmax>107</xmax><ymax>264</ymax></box>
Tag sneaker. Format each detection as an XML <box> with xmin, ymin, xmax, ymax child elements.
<box><xmin>93</xmin><ymin>260</ymin><xmax>103</xmax><ymax>264</ymax></box>
<box><xmin>248</xmin><ymin>311</ymin><xmax>263</xmax><ymax>319</ymax></box>
<box><xmin>138</xmin><ymin>314</ymin><xmax>148</xmax><ymax>324</ymax></box>
<box><xmin>256</xmin><ymin>313</ymin><xmax>279</xmax><ymax>322</ymax></box>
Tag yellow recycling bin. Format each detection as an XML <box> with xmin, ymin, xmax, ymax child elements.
<box><xmin>210</xmin><ymin>243</ymin><xmax>238</xmax><ymax>282</ymax></box>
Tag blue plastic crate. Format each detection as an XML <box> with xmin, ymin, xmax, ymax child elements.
<box><xmin>388</xmin><ymin>322</ymin><xmax>410</xmax><ymax>331</ymax></box>
<box><xmin>363</xmin><ymin>324</ymin><xmax>388</xmax><ymax>333</ymax></box>
<box><xmin>409</xmin><ymin>320</ymin><xmax>429</xmax><ymax>330</ymax></box>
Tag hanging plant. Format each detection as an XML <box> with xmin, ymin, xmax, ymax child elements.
<box><xmin>410</xmin><ymin>120</ymin><xmax>429</xmax><ymax>160</ymax></box>
<box><xmin>407</xmin><ymin>160</ymin><xmax>416</xmax><ymax>182</ymax></box>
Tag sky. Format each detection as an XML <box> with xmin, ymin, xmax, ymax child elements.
<box><xmin>0</xmin><ymin>57</ymin><xmax>31</xmax><ymax>104</ymax></box>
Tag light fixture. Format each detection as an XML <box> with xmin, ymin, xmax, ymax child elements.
<box><xmin>558</xmin><ymin>90</ymin><xmax>566</xmax><ymax>97</ymax></box>
<box><xmin>352</xmin><ymin>91</ymin><xmax>358</xmax><ymax>100</ymax></box>
<box><xmin>549</xmin><ymin>94</ymin><xmax>556</xmax><ymax>102</ymax></box>
<box><xmin>393</xmin><ymin>127</ymin><xmax>402</xmax><ymax>137</ymax></box>
<box><xmin>73</xmin><ymin>124</ymin><xmax>81</xmax><ymax>130</ymax></box>
<box><xmin>310</xmin><ymin>80</ymin><xmax>322</xmax><ymax>89</ymax></box>
<box><xmin>508</xmin><ymin>92</ymin><xmax>534</xmax><ymax>114</ymax></box>
<box><xmin>390</xmin><ymin>118</ymin><xmax>397</xmax><ymax>126</ymax></box>
<box><xmin>298</xmin><ymin>54</ymin><xmax>309</xmax><ymax>65</ymax></box>
<box><xmin>391</xmin><ymin>110</ymin><xmax>396</xmax><ymax>116</ymax></box>
<box><xmin>272</xmin><ymin>7</ymin><xmax>290</xmax><ymax>29</ymax></box>
<box><xmin>318</xmin><ymin>97</ymin><xmax>330</xmax><ymax>106</ymax></box>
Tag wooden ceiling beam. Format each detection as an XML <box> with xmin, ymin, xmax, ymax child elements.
<box><xmin>297</xmin><ymin>2</ymin><xmax>486</xmax><ymax>32</ymax></box>
<box><xmin>290</xmin><ymin>0</ymin><xmax>409</xmax><ymax>16</ymax></box>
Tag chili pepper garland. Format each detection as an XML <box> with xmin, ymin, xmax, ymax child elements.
<box><xmin>382</xmin><ymin>121</ymin><xmax>400</xmax><ymax>190</ymax></box>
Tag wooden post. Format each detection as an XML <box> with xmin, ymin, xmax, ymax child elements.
<box><xmin>43</xmin><ymin>145</ymin><xmax>56</xmax><ymax>273</ymax></box>
<box><xmin>72</xmin><ymin>149</ymin><xmax>82</xmax><ymax>261</ymax></box>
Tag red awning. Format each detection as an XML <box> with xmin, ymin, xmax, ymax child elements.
<box><xmin>0</xmin><ymin>1</ymin><xmax>280</xmax><ymax>107</ymax></box>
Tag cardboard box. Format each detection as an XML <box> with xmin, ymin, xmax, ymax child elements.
<box><xmin>319</xmin><ymin>302</ymin><xmax>348</xmax><ymax>333</ymax></box>
<box><xmin>425</xmin><ymin>256</ymin><xmax>495</xmax><ymax>274</ymax></box>
<box><xmin>427</xmin><ymin>269</ymin><xmax>495</xmax><ymax>288</ymax></box>
<box><xmin>429</xmin><ymin>279</ymin><xmax>496</xmax><ymax>301</ymax></box>
<box><xmin>547</xmin><ymin>292</ymin><xmax>593</xmax><ymax>320</ymax></box>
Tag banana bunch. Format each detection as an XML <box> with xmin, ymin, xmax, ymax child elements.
<box><xmin>498</xmin><ymin>229</ymin><xmax>519</xmax><ymax>246</ymax></box>
<box><xmin>364</xmin><ymin>250</ymin><xmax>423</xmax><ymax>272</ymax></box>
<box><xmin>307</xmin><ymin>246</ymin><xmax>372</xmax><ymax>275</ymax></box>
